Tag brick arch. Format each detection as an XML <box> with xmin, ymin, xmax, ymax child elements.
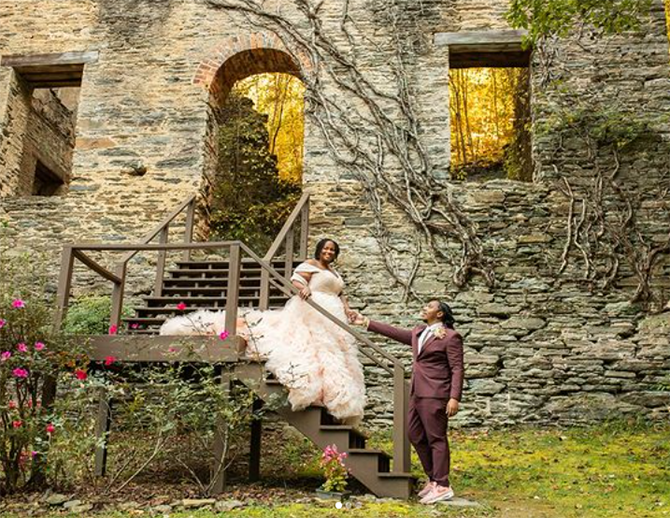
<box><xmin>192</xmin><ymin>31</ymin><xmax>313</xmax><ymax>97</ymax></box>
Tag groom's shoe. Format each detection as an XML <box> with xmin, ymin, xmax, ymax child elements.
<box><xmin>420</xmin><ymin>484</ymin><xmax>454</xmax><ymax>505</ymax></box>
<box><xmin>417</xmin><ymin>481</ymin><xmax>436</xmax><ymax>498</ymax></box>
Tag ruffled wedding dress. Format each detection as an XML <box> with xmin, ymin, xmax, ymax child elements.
<box><xmin>159</xmin><ymin>262</ymin><xmax>367</xmax><ymax>423</ymax></box>
<box><xmin>241</xmin><ymin>262</ymin><xmax>366</xmax><ymax>424</ymax></box>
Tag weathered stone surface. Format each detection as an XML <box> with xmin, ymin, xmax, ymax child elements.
<box><xmin>44</xmin><ymin>494</ymin><xmax>70</xmax><ymax>506</ymax></box>
<box><xmin>215</xmin><ymin>499</ymin><xmax>245</xmax><ymax>511</ymax></box>
<box><xmin>181</xmin><ymin>498</ymin><xmax>216</xmax><ymax>508</ymax></box>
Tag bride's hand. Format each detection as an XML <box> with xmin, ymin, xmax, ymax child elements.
<box><xmin>345</xmin><ymin>309</ymin><xmax>357</xmax><ymax>323</ymax></box>
<box><xmin>351</xmin><ymin>312</ymin><xmax>368</xmax><ymax>327</ymax></box>
<box><xmin>299</xmin><ymin>285</ymin><xmax>312</xmax><ymax>300</ymax></box>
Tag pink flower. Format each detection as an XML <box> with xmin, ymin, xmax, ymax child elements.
<box><xmin>8</xmin><ymin>401</ymin><xmax>17</xmax><ymax>410</ymax></box>
<box><xmin>1</xmin><ymin>351</ymin><xmax>11</xmax><ymax>361</ymax></box>
<box><xmin>130</xmin><ymin>323</ymin><xmax>139</xmax><ymax>329</ymax></box>
<box><xmin>13</xmin><ymin>368</ymin><xmax>29</xmax><ymax>378</ymax></box>
<box><xmin>17</xmin><ymin>343</ymin><xmax>28</xmax><ymax>353</ymax></box>
<box><xmin>219</xmin><ymin>330</ymin><xmax>230</xmax><ymax>341</ymax></box>
<box><xmin>31</xmin><ymin>451</ymin><xmax>38</xmax><ymax>458</ymax></box>
<box><xmin>34</xmin><ymin>342</ymin><xmax>45</xmax><ymax>351</ymax></box>
<box><xmin>104</xmin><ymin>355</ymin><xmax>116</xmax><ymax>366</ymax></box>
<box><xmin>0</xmin><ymin>318</ymin><xmax>6</xmax><ymax>329</ymax></box>
<box><xmin>176</xmin><ymin>302</ymin><xmax>187</xmax><ymax>311</ymax></box>
<box><xmin>12</xmin><ymin>420</ymin><xmax>22</xmax><ymax>429</ymax></box>
<box><xmin>46</xmin><ymin>423</ymin><xmax>55</xmax><ymax>434</ymax></box>
<box><xmin>12</xmin><ymin>299</ymin><xmax>25</xmax><ymax>309</ymax></box>
<box><xmin>74</xmin><ymin>369</ymin><xmax>87</xmax><ymax>381</ymax></box>
<box><xmin>108</xmin><ymin>324</ymin><xmax>118</xmax><ymax>335</ymax></box>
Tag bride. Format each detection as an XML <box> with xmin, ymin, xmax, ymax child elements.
<box><xmin>160</xmin><ymin>238</ymin><xmax>366</xmax><ymax>423</ymax></box>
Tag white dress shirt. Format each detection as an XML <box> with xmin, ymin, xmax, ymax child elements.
<box><xmin>418</xmin><ymin>323</ymin><xmax>442</xmax><ymax>354</ymax></box>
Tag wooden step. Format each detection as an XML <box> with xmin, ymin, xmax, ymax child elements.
<box><xmin>174</xmin><ymin>259</ymin><xmax>301</xmax><ymax>269</ymax></box>
<box><xmin>347</xmin><ymin>449</ymin><xmax>392</xmax><ymax>473</ymax></box>
<box><xmin>167</xmin><ymin>267</ymin><xmax>281</xmax><ymax>277</ymax></box>
<box><xmin>140</xmin><ymin>295</ymin><xmax>288</xmax><ymax>307</ymax></box>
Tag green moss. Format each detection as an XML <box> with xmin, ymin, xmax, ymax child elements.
<box><xmin>4</xmin><ymin>423</ymin><xmax>668</xmax><ymax>518</ymax></box>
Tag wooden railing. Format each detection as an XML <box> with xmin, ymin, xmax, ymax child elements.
<box><xmin>259</xmin><ymin>192</ymin><xmax>310</xmax><ymax>310</ymax></box>
<box><xmin>53</xmin><ymin>198</ymin><xmax>411</xmax><ymax>475</ymax></box>
<box><xmin>54</xmin><ymin>194</ymin><xmax>197</xmax><ymax>332</ymax></box>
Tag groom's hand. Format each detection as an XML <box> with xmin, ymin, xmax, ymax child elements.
<box><xmin>446</xmin><ymin>398</ymin><xmax>459</xmax><ymax>417</ymax></box>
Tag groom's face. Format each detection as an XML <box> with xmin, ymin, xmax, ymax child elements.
<box><xmin>420</xmin><ymin>300</ymin><xmax>443</xmax><ymax>323</ymax></box>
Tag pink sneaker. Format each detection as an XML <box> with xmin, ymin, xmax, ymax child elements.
<box><xmin>417</xmin><ymin>481</ymin><xmax>436</xmax><ymax>498</ymax></box>
<box><xmin>420</xmin><ymin>485</ymin><xmax>454</xmax><ymax>504</ymax></box>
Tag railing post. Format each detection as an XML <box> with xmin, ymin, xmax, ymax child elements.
<box><xmin>110</xmin><ymin>263</ymin><xmax>127</xmax><ymax>331</ymax></box>
<box><xmin>284</xmin><ymin>226</ymin><xmax>295</xmax><ymax>279</ymax></box>
<box><xmin>183</xmin><ymin>197</ymin><xmax>196</xmax><ymax>262</ymax></box>
<box><xmin>224</xmin><ymin>243</ymin><xmax>241</xmax><ymax>339</ymax></box>
<box><xmin>155</xmin><ymin>226</ymin><xmax>169</xmax><ymax>297</ymax></box>
<box><xmin>54</xmin><ymin>245</ymin><xmax>74</xmax><ymax>331</ymax></box>
<box><xmin>392</xmin><ymin>363</ymin><xmax>411</xmax><ymax>473</ymax></box>
<box><xmin>299</xmin><ymin>196</ymin><xmax>309</xmax><ymax>261</ymax></box>
<box><xmin>259</xmin><ymin>269</ymin><xmax>270</xmax><ymax>311</ymax></box>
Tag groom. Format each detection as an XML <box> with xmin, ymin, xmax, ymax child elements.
<box><xmin>353</xmin><ymin>300</ymin><xmax>464</xmax><ymax>504</ymax></box>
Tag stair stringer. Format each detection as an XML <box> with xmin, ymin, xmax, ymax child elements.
<box><xmin>233</xmin><ymin>362</ymin><xmax>414</xmax><ymax>499</ymax></box>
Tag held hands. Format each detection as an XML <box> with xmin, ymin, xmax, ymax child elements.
<box><xmin>446</xmin><ymin>398</ymin><xmax>459</xmax><ymax>417</ymax></box>
<box><xmin>348</xmin><ymin>311</ymin><xmax>367</xmax><ymax>326</ymax></box>
<box><xmin>345</xmin><ymin>308</ymin><xmax>357</xmax><ymax>324</ymax></box>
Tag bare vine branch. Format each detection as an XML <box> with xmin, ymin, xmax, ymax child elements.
<box><xmin>206</xmin><ymin>0</ymin><xmax>494</xmax><ymax>297</ymax></box>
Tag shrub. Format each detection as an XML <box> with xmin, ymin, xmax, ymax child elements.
<box><xmin>0</xmin><ymin>295</ymin><xmax>89</xmax><ymax>494</ymax></box>
<box><xmin>63</xmin><ymin>296</ymin><xmax>131</xmax><ymax>335</ymax></box>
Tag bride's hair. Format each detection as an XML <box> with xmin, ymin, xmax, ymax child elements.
<box><xmin>433</xmin><ymin>299</ymin><xmax>456</xmax><ymax>329</ymax></box>
<box><xmin>314</xmin><ymin>238</ymin><xmax>340</xmax><ymax>259</ymax></box>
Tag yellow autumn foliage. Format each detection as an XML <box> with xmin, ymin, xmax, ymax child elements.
<box><xmin>449</xmin><ymin>67</ymin><xmax>531</xmax><ymax>180</ymax></box>
<box><xmin>234</xmin><ymin>73</ymin><xmax>305</xmax><ymax>184</ymax></box>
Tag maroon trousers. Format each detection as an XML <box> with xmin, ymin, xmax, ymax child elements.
<box><xmin>408</xmin><ymin>397</ymin><xmax>450</xmax><ymax>487</ymax></box>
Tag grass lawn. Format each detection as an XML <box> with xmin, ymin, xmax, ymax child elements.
<box><xmin>2</xmin><ymin>421</ymin><xmax>668</xmax><ymax>518</ymax></box>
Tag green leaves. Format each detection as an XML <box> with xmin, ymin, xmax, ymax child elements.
<box><xmin>506</xmin><ymin>0</ymin><xmax>654</xmax><ymax>45</ymax></box>
<box><xmin>211</xmin><ymin>92</ymin><xmax>301</xmax><ymax>252</ymax></box>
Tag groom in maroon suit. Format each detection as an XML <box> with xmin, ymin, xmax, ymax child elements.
<box><xmin>354</xmin><ymin>300</ymin><xmax>464</xmax><ymax>504</ymax></box>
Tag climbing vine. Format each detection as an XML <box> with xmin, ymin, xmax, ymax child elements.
<box><xmin>541</xmin><ymin>104</ymin><xmax>670</xmax><ymax>305</ymax></box>
<box><xmin>206</xmin><ymin>0</ymin><xmax>495</xmax><ymax>299</ymax></box>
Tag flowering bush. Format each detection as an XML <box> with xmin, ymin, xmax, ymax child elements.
<box><xmin>319</xmin><ymin>444</ymin><xmax>349</xmax><ymax>493</ymax></box>
<box><xmin>0</xmin><ymin>295</ymin><xmax>89</xmax><ymax>494</ymax></box>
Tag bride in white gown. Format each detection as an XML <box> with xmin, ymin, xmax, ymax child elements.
<box><xmin>243</xmin><ymin>239</ymin><xmax>366</xmax><ymax>423</ymax></box>
<box><xmin>160</xmin><ymin>239</ymin><xmax>366</xmax><ymax>423</ymax></box>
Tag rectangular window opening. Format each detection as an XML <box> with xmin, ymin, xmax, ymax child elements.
<box><xmin>448</xmin><ymin>49</ymin><xmax>532</xmax><ymax>182</ymax></box>
<box><xmin>32</xmin><ymin>160</ymin><xmax>65</xmax><ymax>196</ymax></box>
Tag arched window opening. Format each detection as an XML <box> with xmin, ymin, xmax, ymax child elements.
<box><xmin>205</xmin><ymin>54</ymin><xmax>305</xmax><ymax>253</ymax></box>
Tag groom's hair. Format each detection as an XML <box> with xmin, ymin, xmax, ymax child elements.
<box><xmin>314</xmin><ymin>238</ymin><xmax>340</xmax><ymax>259</ymax></box>
<box><xmin>431</xmin><ymin>299</ymin><xmax>456</xmax><ymax>329</ymax></box>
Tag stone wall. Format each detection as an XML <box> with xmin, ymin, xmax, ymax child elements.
<box><xmin>0</xmin><ymin>0</ymin><xmax>669</xmax><ymax>428</ymax></box>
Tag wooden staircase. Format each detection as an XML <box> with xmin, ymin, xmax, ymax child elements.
<box><xmin>54</xmin><ymin>193</ymin><xmax>415</xmax><ymax>499</ymax></box>
<box><xmin>123</xmin><ymin>258</ymin><xmax>301</xmax><ymax>334</ymax></box>
<box><xmin>234</xmin><ymin>362</ymin><xmax>414</xmax><ymax>498</ymax></box>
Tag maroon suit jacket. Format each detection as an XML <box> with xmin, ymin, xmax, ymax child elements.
<box><xmin>368</xmin><ymin>320</ymin><xmax>464</xmax><ymax>400</ymax></box>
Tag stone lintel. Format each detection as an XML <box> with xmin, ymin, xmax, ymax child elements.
<box><xmin>0</xmin><ymin>50</ymin><xmax>99</xmax><ymax>68</ymax></box>
<box><xmin>433</xmin><ymin>30</ymin><xmax>528</xmax><ymax>52</ymax></box>
<box><xmin>1</xmin><ymin>51</ymin><xmax>99</xmax><ymax>88</ymax></box>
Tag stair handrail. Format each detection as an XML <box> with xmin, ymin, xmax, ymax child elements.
<box><xmin>259</xmin><ymin>192</ymin><xmax>310</xmax><ymax>310</ymax></box>
<box><xmin>54</xmin><ymin>238</ymin><xmax>411</xmax><ymax>473</ymax></box>
<box><xmin>239</xmin><ymin>242</ymin><xmax>411</xmax><ymax>474</ymax></box>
